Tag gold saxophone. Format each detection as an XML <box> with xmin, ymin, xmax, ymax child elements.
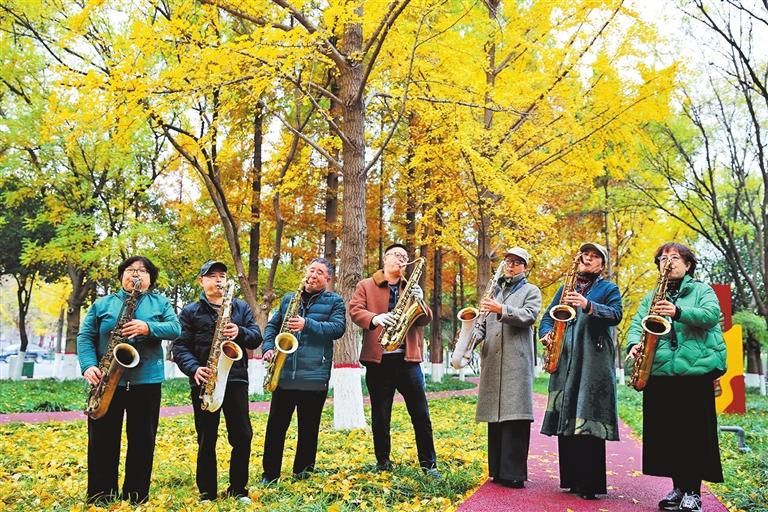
<box><xmin>629</xmin><ymin>259</ymin><xmax>673</xmax><ymax>391</ymax></box>
<box><xmin>451</xmin><ymin>260</ymin><xmax>506</xmax><ymax>369</ymax></box>
<box><xmin>199</xmin><ymin>280</ymin><xmax>243</xmax><ymax>412</ymax></box>
<box><xmin>264</xmin><ymin>277</ymin><xmax>304</xmax><ymax>392</ymax></box>
<box><xmin>541</xmin><ymin>253</ymin><xmax>580</xmax><ymax>374</ymax></box>
<box><xmin>379</xmin><ymin>257</ymin><xmax>428</xmax><ymax>352</ymax></box>
<box><xmin>85</xmin><ymin>278</ymin><xmax>142</xmax><ymax>420</ymax></box>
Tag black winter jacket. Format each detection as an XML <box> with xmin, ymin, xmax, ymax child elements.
<box><xmin>173</xmin><ymin>292</ymin><xmax>262</xmax><ymax>385</ymax></box>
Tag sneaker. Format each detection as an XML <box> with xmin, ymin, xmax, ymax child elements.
<box><xmin>260</xmin><ymin>476</ymin><xmax>279</xmax><ymax>485</ymax></box>
<box><xmin>376</xmin><ymin>460</ymin><xmax>393</xmax><ymax>472</ymax></box>
<box><xmin>658</xmin><ymin>488</ymin><xmax>684</xmax><ymax>510</ymax></box>
<box><xmin>423</xmin><ymin>467</ymin><xmax>441</xmax><ymax>479</ymax></box>
<box><xmin>496</xmin><ymin>479</ymin><xmax>524</xmax><ymax>488</ymax></box>
<box><xmin>237</xmin><ymin>496</ymin><xmax>252</xmax><ymax>505</ymax></box>
<box><xmin>679</xmin><ymin>493</ymin><xmax>702</xmax><ymax>512</ymax></box>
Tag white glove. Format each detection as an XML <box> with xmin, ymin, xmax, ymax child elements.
<box><xmin>410</xmin><ymin>284</ymin><xmax>424</xmax><ymax>301</ymax></box>
<box><xmin>372</xmin><ymin>313</ymin><xmax>396</xmax><ymax>327</ymax></box>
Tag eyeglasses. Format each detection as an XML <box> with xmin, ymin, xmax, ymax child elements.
<box><xmin>124</xmin><ymin>267</ymin><xmax>148</xmax><ymax>275</ymax></box>
<box><xmin>659</xmin><ymin>255</ymin><xmax>682</xmax><ymax>263</ymax></box>
<box><xmin>386</xmin><ymin>252</ymin><xmax>408</xmax><ymax>262</ymax></box>
<box><xmin>504</xmin><ymin>259</ymin><xmax>525</xmax><ymax>266</ymax></box>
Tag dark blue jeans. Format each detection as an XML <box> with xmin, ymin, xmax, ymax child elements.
<box><xmin>364</xmin><ymin>353</ymin><xmax>437</xmax><ymax>469</ymax></box>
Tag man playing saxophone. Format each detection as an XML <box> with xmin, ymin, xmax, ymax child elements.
<box><xmin>172</xmin><ymin>260</ymin><xmax>262</xmax><ymax>504</ymax></box>
<box><xmin>349</xmin><ymin>243</ymin><xmax>439</xmax><ymax>477</ymax></box>
<box><xmin>260</xmin><ymin>258</ymin><xmax>346</xmax><ymax>484</ymax></box>
<box><xmin>77</xmin><ymin>256</ymin><xmax>180</xmax><ymax>505</ymax></box>
<box><xmin>539</xmin><ymin>243</ymin><xmax>622</xmax><ymax>500</ymax></box>
<box><xmin>473</xmin><ymin>248</ymin><xmax>541</xmax><ymax>488</ymax></box>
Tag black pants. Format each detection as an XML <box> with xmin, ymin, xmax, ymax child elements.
<box><xmin>558</xmin><ymin>434</ymin><xmax>607</xmax><ymax>494</ymax></box>
<box><xmin>488</xmin><ymin>420</ymin><xmax>532</xmax><ymax>481</ymax></box>
<box><xmin>87</xmin><ymin>383</ymin><xmax>161</xmax><ymax>505</ymax></box>
<box><xmin>643</xmin><ymin>375</ymin><xmax>723</xmax><ymax>489</ymax></box>
<box><xmin>365</xmin><ymin>353</ymin><xmax>437</xmax><ymax>469</ymax></box>
<box><xmin>191</xmin><ymin>382</ymin><xmax>253</xmax><ymax>500</ymax></box>
<box><xmin>262</xmin><ymin>387</ymin><xmax>328</xmax><ymax>480</ymax></box>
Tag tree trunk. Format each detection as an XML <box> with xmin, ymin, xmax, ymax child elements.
<box><xmin>64</xmin><ymin>264</ymin><xmax>91</xmax><ymax>354</ymax></box>
<box><xmin>249</xmin><ymin>104</ymin><xmax>263</xmax><ymax>316</ymax></box>
<box><xmin>14</xmin><ymin>273</ymin><xmax>33</xmax><ymax>353</ymax></box>
<box><xmin>324</xmin><ymin>79</ymin><xmax>341</xmax><ymax>285</ymax></box>
<box><xmin>332</xmin><ymin>14</ymin><xmax>367</xmax><ymax>430</ymax></box>
<box><xmin>430</xmin><ymin>231</ymin><xmax>443</xmax><ymax>382</ymax></box>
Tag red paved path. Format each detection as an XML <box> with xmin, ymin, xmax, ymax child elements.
<box><xmin>457</xmin><ymin>393</ymin><xmax>728</xmax><ymax>512</ymax></box>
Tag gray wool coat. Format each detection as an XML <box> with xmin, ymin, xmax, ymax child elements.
<box><xmin>475</xmin><ymin>275</ymin><xmax>542</xmax><ymax>423</ymax></box>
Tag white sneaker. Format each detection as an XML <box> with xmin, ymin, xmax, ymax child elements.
<box><xmin>237</xmin><ymin>496</ymin><xmax>252</xmax><ymax>505</ymax></box>
<box><xmin>679</xmin><ymin>493</ymin><xmax>702</xmax><ymax>512</ymax></box>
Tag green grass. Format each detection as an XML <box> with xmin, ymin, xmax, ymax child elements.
<box><xmin>0</xmin><ymin>375</ymin><xmax>475</xmax><ymax>414</ymax></box>
<box><xmin>535</xmin><ymin>375</ymin><xmax>768</xmax><ymax>512</ymax></box>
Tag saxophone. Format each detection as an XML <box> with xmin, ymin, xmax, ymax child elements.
<box><xmin>379</xmin><ymin>257</ymin><xmax>428</xmax><ymax>352</ymax></box>
<box><xmin>85</xmin><ymin>278</ymin><xmax>143</xmax><ymax>420</ymax></box>
<box><xmin>451</xmin><ymin>260</ymin><xmax>506</xmax><ymax>369</ymax></box>
<box><xmin>541</xmin><ymin>252</ymin><xmax>580</xmax><ymax>374</ymax></box>
<box><xmin>199</xmin><ymin>280</ymin><xmax>244</xmax><ymax>412</ymax></box>
<box><xmin>629</xmin><ymin>259</ymin><xmax>673</xmax><ymax>391</ymax></box>
<box><xmin>264</xmin><ymin>277</ymin><xmax>303</xmax><ymax>392</ymax></box>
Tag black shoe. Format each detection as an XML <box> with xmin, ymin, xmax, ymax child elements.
<box><xmin>260</xmin><ymin>476</ymin><xmax>279</xmax><ymax>485</ymax></box>
<box><xmin>496</xmin><ymin>479</ymin><xmax>524</xmax><ymax>488</ymax></box>
<box><xmin>293</xmin><ymin>471</ymin><xmax>312</xmax><ymax>480</ymax></box>
<box><xmin>579</xmin><ymin>492</ymin><xmax>598</xmax><ymax>500</ymax></box>
<box><xmin>376</xmin><ymin>460</ymin><xmax>393</xmax><ymax>472</ymax></box>
<box><xmin>566</xmin><ymin>487</ymin><xmax>581</xmax><ymax>494</ymax></box>
<box><xmin>658</xmin><ymin>488</ymin><xmax>684</xmax><ymax>510</ymax></box>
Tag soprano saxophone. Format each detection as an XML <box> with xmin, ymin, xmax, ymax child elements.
<box><xmin>199</xmin><ymin>280</ymin><xmax>243</xmax><ymax>412</ymax></box>
<box><xmin>628</xmin><ymin>259</ymin><xmax>673</xmax><ymax>391</ymax></box>
<box><xmin>85</xmin><ymin>278</ymin><xmax>142</xmax><ymax>420</ymax></box>
<box><xmin>264</xmin><ymin>277</ymin><xmax>304</xmax><ymax>392</ymax></box>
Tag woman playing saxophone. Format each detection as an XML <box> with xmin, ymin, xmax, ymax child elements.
<box><xmin>77</xmin><ymin>256</ymin><xmax>180</xmax><ymax>505</ymax></box>
<box><xmin>626</xmin><ymin>243</ymin><xmax>725</xmax><ymax>512</ymax></box>
<box><xmin>539</xmin><ymin>243</ymin><xmax>623</xmax><ymax>501</ymax></box>
<box><xmin>473</xmin><ymin>248</ymin><xmax>541</xmax><ymax>488</ymax></box>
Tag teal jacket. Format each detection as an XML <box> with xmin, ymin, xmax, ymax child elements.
<box><xmin>77</xmin><ymin>289</ymin><xmax>181</xmax><ymax>386</ymax></box>
<box><xmin>626</xmin><ymin>275</ymin><xmax>726</xmax><ymax>377</ymax></box>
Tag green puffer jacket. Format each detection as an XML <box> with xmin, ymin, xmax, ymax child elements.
<box><xmin>626</xmin><ymin>275</ymin><xmax>726</xmax><ymax>377</ymax></box>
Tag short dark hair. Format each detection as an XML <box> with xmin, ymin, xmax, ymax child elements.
<box><xmin>654</xmin><ymin>242</ymin><xmax>697</xmax><ymax>277</ymax></box>
<box><xmin>384</xmin><ymin>243</ymin><xmax>408</xmax><ymax>255</ymax></box>
<box><xmin>117</xmin><ymin>256</ymin><xmax>159</xmax><ymax>286</ymax></box>
<box><xmin>310</xmin><ymin>257</ymin><xmax>334</xmax><ymax>277</ymax></box>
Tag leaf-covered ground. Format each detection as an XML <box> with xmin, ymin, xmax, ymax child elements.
<box><xmin>0</xmin><ymin>395</ymin><xmax>485</xmax><ymax>511</ymax></box>
<box><xmin>0</xmin><ymin>377</ymin><xmax>475</xmax><ymax>414</ymax></box>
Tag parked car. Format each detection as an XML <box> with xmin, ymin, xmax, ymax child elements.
<box><xmin>0</xmin><ymin>344</ymin><xmax>54</xmax><ymax>363</ymax></box>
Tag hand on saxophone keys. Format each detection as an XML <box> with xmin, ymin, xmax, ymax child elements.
<box><xmin>221</xmin><ymin>322</ymin><xmax>239</xmax><ymax>339</ymax></box>
<box><xmin>627</xmin><ymin>344</ymin><xmax>642</xmax><ymax>360</ymax></box>
<box><xmin>480</xmin><ymin>298</ymin><xmax>502</xmax><ymax>314</ymax></box>
<box><xmin>262</xmin><ymin>349</ymin><xmax>275</xmax><ymax>362</ymax></box>
<box><xmin>120</xmin><ymin>319</ymin><xmax>149</xmax><ymax>338</ymax></box>
<box><xmin>539</xmin><ymin>331</ymin><xmax>553</xmax><ymax>348</ymax></box>
<box><xmin>652</xmin><ymin>300</ymin><xmax>676</xmax><ymax>317</ymax></box>
<box><xmin>83</xmin><ymin>366</ymin><xmax>103</xmax><ymax>385</ymax></box>
<box><xmin>194</xmin><ymin>366</ymin><xmax>213</xmax><ymax>386</ymax></box>
<box><xmin>285</xmin><ymin>316</ymin><xmax>305</xmax><ymax>332</ymax></box>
